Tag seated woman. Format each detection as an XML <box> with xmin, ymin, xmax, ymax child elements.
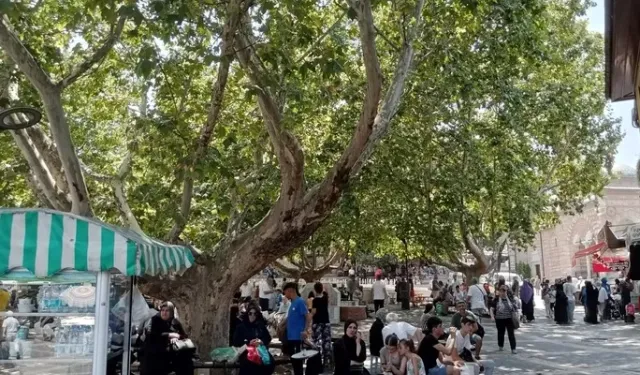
<box><xmin>333</xmin><ymin>320</ymin><xmax>367</xmax><ymax>375</ymax></box>
<box><xmin>380</xmin><ymin>334</ymin><xmax>404</xmax><ymax>375</ymax></box>
<box><xmin>140</xmin><ymin>302</ymin><xmax>194</xmax><ymax>375</ymax></box>
<box><xmin>232</xmin><ymin>302</ymin><xmax>275</xmax><ymax>375</ymax></box>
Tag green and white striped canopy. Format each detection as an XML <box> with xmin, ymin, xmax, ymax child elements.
<box><xmin>0</xmin><ymin>208</ymin><xmax>196</xmax><ymax>277</ymax></box>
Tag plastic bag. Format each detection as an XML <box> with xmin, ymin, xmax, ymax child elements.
<box><xmin>246</xmin><ymin>345</ymin><xmax>262</xmax><ymax>365</ymax></box>
<box><xmin>111</xmin><ymin>286</ymin><xmax>152</xmax><ymax>326</ymax></box>
<box><xmin>257</xmin><ymin>344</ymin><xmax>271</xmax><ymax>365</ymax></box>
<box><xmin>210</xmin><ymin>346</ymin><xmax>241</xmax><ymax>363</ymax></box>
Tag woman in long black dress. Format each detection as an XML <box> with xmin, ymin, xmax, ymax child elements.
<box><xmin>554</xmin><ymin>281</ymin><xmax>569</xmax><ymax>324</ymax></box>
<box><xmin>582</xmin><ymin>281</ymin><xmax>599</xmax><ymax>324</ymax></box>
<box><xmin>140</xmin><ymin>302</ymin><xmax>194</xmax><ymax>375</ymax></box>
<box><xmin>333</xmin><ymin>320</ymin><xmax>367</xmax><ymax>375</ymax></box>
<box><xmin>232</xmin><ymin>302</ymin><xmax>275</xmax><ymax>375</ymax></box>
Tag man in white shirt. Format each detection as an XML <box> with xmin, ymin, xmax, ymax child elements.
<box><xmin>563</xmin><ymin>276</ymin><xmax>577</xmax><ymax>324</ymax></box>
<box><xmin>450</xmin><ymin>316</ymin><xmax>495</xmax><ymax>375</ymax></box>
<box><xmin>382</xmin><ymin>312</ymin><xmax>423</xmax><ymax>342</ymax></box>
<box><xmin>258</xmin><ymin>276</ymin><xmax>274</xmax><ymax>312</ymax></box>
<box><xmin>372</xmin><ymin>276</ymin><xmax>388</xmax><ymax>312</ymax></box>
<box><xmin>2</xmin><ymin>311</ymin><xmax>19</xmax><ymax>342</ymax></box>
<box><xmin>597</xmin><ymin>281</ymin><xmax>608</xmax><ymax>321</ymax></box>
<box><xmin>240</xmin><ymin>281</ymin><xmax>254</xmax><ymax>299</ymax></box>
<box><xmin>467</xmin><ymin>278</ymin><xmax>487</xmax><ymax>322</ymax></box>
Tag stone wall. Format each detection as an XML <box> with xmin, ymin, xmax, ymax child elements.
<box><xmin>523</xmin><ymin>174</ymin><xmax>640</xmax><ymax>281</ymax></box>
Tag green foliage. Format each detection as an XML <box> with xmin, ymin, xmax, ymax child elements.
<box><xmin>516</xmin><ymin>262</ymin><xmax>532</xmax><ymax>280</ymax></box>
<box><xmin>0</xmin><ymin>0</ymin><xmax>620</xmax><ymax>273</ymax></box>
<box><xmin>344</xmin><ymin>0</ymin><xmax>622</xmax><ymax>267</ymax></box>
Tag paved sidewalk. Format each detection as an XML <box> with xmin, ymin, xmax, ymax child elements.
<box><xmin>329</xmin><ymin>295</ymin><xmax>640</xmax><ymax>374</ymax></box>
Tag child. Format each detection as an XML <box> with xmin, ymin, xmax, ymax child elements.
<box><xmin>398</xmin><ymin>339</ymin><xmax>426</xmax><ymax>375</ymax></box>
<box><xmin>625</xmin><ymin>303</ymin><xmax>636</xmax><ymax>323</ymax></box>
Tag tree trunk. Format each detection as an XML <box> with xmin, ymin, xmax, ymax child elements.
<box><xmin>142</xmin><ymin>263</ymin><xmax>237</xmax><ymax>355</ymax></box>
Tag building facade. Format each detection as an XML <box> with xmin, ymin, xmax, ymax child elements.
<box><xmin>521</xmin><ymin>170</ymin><xmax>640</xmax><ymax>281</ymax></box>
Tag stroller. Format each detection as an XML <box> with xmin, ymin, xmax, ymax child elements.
<box><xmin>607</xmin><ymin>295</ymin><xmax>622</xmax><ymax>320</ymax></box>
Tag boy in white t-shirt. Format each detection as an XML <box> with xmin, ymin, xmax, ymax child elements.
<box><xmin>450</xmin><ymin>316</ymin><xmax>495</xmax><ymax>375</ymax></box>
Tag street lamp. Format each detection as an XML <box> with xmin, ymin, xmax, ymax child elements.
<box><xmin>0</xmin><ymin>107</ymin><xmax>42</xmax><ymax>131</ymax></box>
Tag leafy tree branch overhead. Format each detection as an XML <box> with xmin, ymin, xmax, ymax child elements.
<box><xmin>0</xmin><ymin>0</ymin><xmax>427</xmax><ymax>351</ymax></box>
<box><xmin>350</xmin><ymin>0</ymin><xmax>622</xmax><ymax>279</ymax></box>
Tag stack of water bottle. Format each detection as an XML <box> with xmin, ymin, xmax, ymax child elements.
<box><xmin>54</xmin><ymin>325</ymin><xmax>112</xmax><ymax>358</ymax></box>
<box><xmin>37</xmin><ymin>285</ymin><xmax>95</xmax><ymax>314</ymax></box>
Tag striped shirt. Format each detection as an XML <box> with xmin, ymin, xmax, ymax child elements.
<box><xmin>492</xmin><ymin>297</ymin><xmax>515</xmax><ymax>319</ymax></box>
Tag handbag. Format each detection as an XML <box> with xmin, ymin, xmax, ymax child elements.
<box><xmin>510</xmin><ymin>302</ymin><xmax>520</xmax><ymax>330</ymax></box>
<box><xmin>171</xmin><ymin>338</ymin><xmax>196</xmax><ymax>352</ymax></box>
<box><xmin>246</xmin><ymin>345</ymin><xmax>262</xmax><ymax>365</ymax></box>
<box><xmin>256</xmin><ymin>344</ymin><xmax>272</xmax><ymax>365</ymax></box>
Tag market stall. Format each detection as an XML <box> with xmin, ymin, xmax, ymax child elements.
<box><xmin>0</xmin><ymin>208</ymin><xmax>196</xmax><ymax>375</ymax></box>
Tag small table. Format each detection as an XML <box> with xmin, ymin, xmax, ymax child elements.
<box><xmin>340</xmin><ymin>306</ymin><xmax>367</xmax><ymax>321</ymax></box>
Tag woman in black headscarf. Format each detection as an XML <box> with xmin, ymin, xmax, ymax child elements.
<box><xmin>333</xmin><ymin>320</ymin><xmax>367</xmax><ymax>375</ymax></box>
<box><xmin>554</xmin><ymin>281</ymin><xmax>569</xmax><ymax>324</ymax></box>
<box><xmin>232</xmin><ymin>302</ymin><xmax>274</xmax><ymax>375</ymax></box>
<box><xmin>582</xmin><ymin>281</ymin><xmax>599</xmax><ymax>324</ymax></box>
<box><xmin>140</xmin><ymin>302</ymin><xmax>194</xmax><ymax>375</ymax></box>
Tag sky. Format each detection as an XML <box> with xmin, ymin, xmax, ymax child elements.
<box><xmin>586</xmin><ymin>0</ymin><xmax>639</xmax><ymax>170</ymax></box>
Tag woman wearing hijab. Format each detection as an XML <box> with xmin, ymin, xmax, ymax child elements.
<box><xmin>140</xmin><ymin>302</ymin><xmax>194</xmax><ymax>375</ymax></box>
<box><xmin>520</xmin><ymin>280</ymin><xmax>535</xmax><ymax>323</ymax></box>
<box><xmin>233</xmin><ymin>302</ymin><xmax>275</xmax><ymax>375</ymax></box>
<box><xmin>333</xmin><ymin>320</ymin><xmax>367</xmax><ymax>375</ymax></box>
<box><xmin>582</xmin><ymin>281</ymin><xmax>599</xmax><ymax>324</ymax></box>
<box><xmin>369</xmin><ymin>308</ymin><xmax>387</xmax><ymax>372</ymax></box>
<box><xmin>554</xmin><ymin>280</ymin><xmax>569</xmax><ymax>324</ymax></box>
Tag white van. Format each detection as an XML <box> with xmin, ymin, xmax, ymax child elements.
<box><xmin>480</xmin><ymin>272</ymin><xmax>523</xmax><ymax>287</ymax></box>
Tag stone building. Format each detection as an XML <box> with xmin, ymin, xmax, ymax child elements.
<box><xmin>519</xmin><ymin>168</ymin><xmax>640</xmax><ymax>281</ymax></box>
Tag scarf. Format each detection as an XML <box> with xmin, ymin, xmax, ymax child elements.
<box><xmin>520</xmin><ymin>282</ymin><xmax>533</xmax><ymax>303</ymax></box>
<box><xmin>342</xmin><ymin>335</ymin><xmax>358</xmax><ymax>361</ymax></box>
<box><xmin>601</xmin><ymin>278</ymin><xmax>611</xmax><ymax>295</ymax></box>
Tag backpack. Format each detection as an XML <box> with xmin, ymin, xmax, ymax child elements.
<box><xmin>626</xmin><ymin>303</ymin><xmax>636</xmax><ymax>316</ymax></box>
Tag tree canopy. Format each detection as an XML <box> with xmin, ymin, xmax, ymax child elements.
<box><xmin>346</xmin><ymin>0</ymin><xmax>622</xmax><ymax>278</ymax></box>
<box><xmin>0</xmin><ymin>0</ymin><xmax>621</xmax><ymax>349</ymax></box>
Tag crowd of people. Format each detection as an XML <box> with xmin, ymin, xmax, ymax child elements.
<box><xmin>541</xmin><ymin>276</ymin><xmax>636</xmax><ymax>324</ymax></box>
<box><xmin>229</xmin><ymin>268</ymin><xmax>637</xmax><ymax>375</ymax></box>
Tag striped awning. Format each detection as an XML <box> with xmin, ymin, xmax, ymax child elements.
<box><xmin>0</xmin><ymin>208</ymin><xmax>196</xmax><ymax>277</ymax></box>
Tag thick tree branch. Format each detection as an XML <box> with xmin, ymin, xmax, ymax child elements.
<box><xmin>25</xmin><ymin>126</ymin><xmax>69</xmax><ymax>195</ymax></box>
<box><xmin>303</xmin><ymin>0</ymin><xmax>424</xmax><ymax>218</ymax></box>
<box><xmin>273</xmin><ymin>260</ymin><xmax>302</xmax><ymax>278</ymax></box>
<box><xmin>0</xmin><ymin>15</ymin><xmax>54</xmax><ymax>92</ymax></box>
<box><xmin>349</xmin><ymin>0</ymin><xmax>426</xmax><ymax>178</ymax></box>
<box><xmin>11</xmin><ymin>130</ymin><xmax>70</xmax><ymax>211</ymax></box>
<box><xmin>81</xmin><ymin>151</ymin><xmax>141</xmax><ymax>232</ymax></box>
<box><xmin>0</xmin><ymin>15</ymin><xmax>92</xmax><ymax>215</ymax></box>
<box><xmin>235</xmin><ymin>22</ymin><xmax>305</xmax><ymax>213</ymax></box>
<box><xmin>0</xmin><ymin>61</ymin><xmax>70</xmax><ymax>210</ymax></box>
<box><xmin>58</xmin><ymin>13</ymin><xmax>127</xmax><ymax>89</ymax></box>
<box><xmin>167</xmin><ymin>0</ymin><xmax>249</xmax><ymax>242</ymax></box>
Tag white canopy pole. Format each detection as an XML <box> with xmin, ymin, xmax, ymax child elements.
<box><xmin>92</xmin><ymin>271</ymin><xmax>110</xmax><ymax>375</ymax></box>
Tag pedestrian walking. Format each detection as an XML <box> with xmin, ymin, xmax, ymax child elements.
<box><xmin>467</xmin><ymin>278</ymin><xmax>488</xmax><ymax>322</ymax></box>
<box><xmin>489</xmin><ymin>285</ymin><xmax>518</xmax><ymax>354</ymax></box>
<box><xmin>563</xmin><ymin>276</ymin><xmax>577</xmax><ymax>323</ymax></box>
<box><xmin>372</xmin><ymin>275</ymin><xmax>388</xmax><ymax>312</ymax></box>
<box><xmin>520</xmin><ymin>280</ymin><xmax>535</xmax><ymax>323</ymax></box>
<box><xmin>542</xmin><ymin>281</ymin><xmax>552</xmax><ymax>319</ymax></box>
<box><xmin>554</xmin><ymin>280</ymin><xmax>569</xmax><ymax>325</ymax></box>
<box><xmin>311</xmin><ymin>283</ymin><xmax>332</xmax><ymax>367</ymax></box>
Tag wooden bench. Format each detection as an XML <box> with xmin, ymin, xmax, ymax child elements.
<box><xmin>191</xmin><ymin>356</ymin><xmax>291</xmax><ymax>374</ymax></box>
